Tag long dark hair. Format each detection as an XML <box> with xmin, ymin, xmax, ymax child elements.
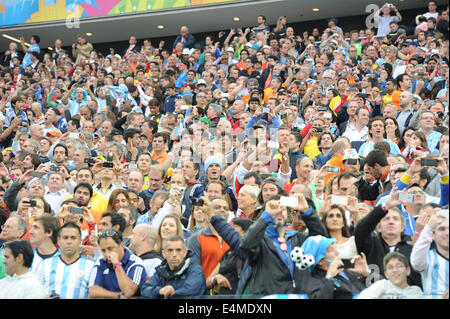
<box><xmin>321</xmin><ymin>205</ymin><xmax>351</xmax><ymax>238</ymax></box>
<box><xmin>384</xmin><ymin>116</ymin><xmax>401</xmax><ymax>140</ymax></box>
<box><xmin>397</xmin><ymin>126</ymin><xmax>416</xmax><ymax>151</ymax></box>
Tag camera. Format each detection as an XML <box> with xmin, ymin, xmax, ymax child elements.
<box><xmin>421</xmin><ymin>158</ymin><xmax>439</xmax><ymax>167</ymax></box>
<box><xmin>397</xmin><ymin>192</ymin><xmax>414</xmax><ymax>203</ymax></box>
<box><xmin>128</xmin><ymin>163</ymin><xmax>138</xmax><ymax>170</ymax></box>
<box><xmin>30</xmin><ymin>172</ymin><xmax>44</xmax><ymax>178</ymax></box>
<box><xmin>341</xmin><ymin>259</ymin><xmax>355</xmax><ymax>269</ymax></box>
<box><xmin>102</xmin><ymin>162</ymin><xmax>114</xmax><ymax>168</ymax></box>
<box><xmin>327</xmin><ymin>166</ymin><xmax>340</xmax><ymax>173</ymax></box>
<box><xmin>358</xmin><ymin>93</ymin><xmax>369</xmax><ymax>99</ymax></box>
<box><xmin>69</xmin><ymin>206</ymin><xmax>84</xmax><ymax>215</ymax></box>
<box><xmin>50</xmin><ymin>166</ymin><xmax>60</xmax><ymax>172</ymax></box>
<box><xmin>84</xmin><ymin>158</ymin><xmax>95</xmax><ymax>165</ymax></box>
<box><xmin>192</xmin><ymin>197</ymin><xmax>204</xmax><ymax>206</ymax></box>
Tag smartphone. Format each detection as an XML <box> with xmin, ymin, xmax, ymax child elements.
<box><xmin>280</xmin><ymin>196</ymin><xmax>299</xmax><ymax>208</ymax></box>
<box><xmin>341</xmin><ymin>259</ymin><xmax>355</xmax><ymax>269</ymax></box>
<box><xmin>102</xmin><ymin>162</ymin><xmax>114</xmax><ymax>168</ymax></box>
<box><xmin>314</xmin><ymin>127</ymin><xmax>323</xmax><ymax>133</ymax></box>
<box><xmin>262</xmin><ymin>107</ymin><xmax>270</xmax><ymax>113</ymax></box>
<box><xmin>128</xmin><ymin>163</ymin><xmax>138</xmax><ymax>169</ymax></box>
<box><xmin>331</xmin><ymin>195</ymin><xmax>348</xmax><ymax>205</ymax></box>
<box><xmin>267</xmin><ymin>141</ymin><xmax>280</xmax><ymax>149</ymax></box>
<box><xmin>421</xmin><ymin>158</ymin><xmax>439</xmax><ymax>167</ymax></box>
<box><xmin>29</xmin><ymin>200</ymin><xmax>37</xmax><ymax>207</ymax></box>
<box><xmin>69</xmin><ymin>206</ymin><xmax>84</xmax><ymax>215</ymax></box>
<box><xmin>84</xmin><ymin>158</ymin><xmax>95</xmax><ymax>165</ymax></box>
<box><xmin>50</xmin><ymin>166</ymin><xmax>60</xmax><ymax>172</ymax></box>
<box><xmin>397</xmin><ymin>192</ymin><xmax>414</xmax><ymax>203</ymax></box>
<box><xmin>358</xmin><ymin>93</ymin><xmax>369</xmax><ymax>99</ymax></box>
<box><xmin>327</xmin><ymin>166</ymin><xmax>340</xmax><ymax>173</ymax></box>
<box><xmin>317</xmin><ymin>107</ymin><xmax>328</xmax><ymax>112</ymax></box>
<box><xmin>177</xmin><ymin>187</ymin><xmax>186</xmax><ymax>194</ymax></box>
<box><xmin>436</xmin><ymin>209</ymin><xmax>449</xmax><ymax>220</ymax></box>
<box><xmin>19</xmin><ymin>127</ymin><xmax>29</xmax><ymax>133</ymax></box>
<box><xmin>347</xmin><ymin>158</ymin><xmax>358</xmax><ymax>165</ymax></box>
<box><xmin>69</xmin><ymin>133</ymin><xmax>79</xmax><ymax>139</ymax></box>
<box><xmin>106</xmin><ymin>152</ymin><xmax>114</xmax><ymax>162</ymax></box>
<box><xmin>30</xmin><ymin>172</ymin><xmax>44</xmax><ymax>178</ymax></box>
<box><xmin>280</xmin><ymin>113</ymin><xmax>288</xmax><ymax>120</ymax></box>
<box><xmin>425</xmin><ymin>100</ymin><xmax>436</xmax><ymax>106</ymax></box>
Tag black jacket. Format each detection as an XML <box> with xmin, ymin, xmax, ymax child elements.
<box><xmin>354</xmin><ymin>205</ymin><xmax>422</xmax><ymax>288</ymax></box>
<box><xmin>307</xmin><ymin>268</ymin><xmax>366</xmax><ymax>299</ymax></box>
<box><xmin>4</xmin><ymin>181</ymin><xmax>23</xmax><ymax>212</ymax></box>
<box><xmin>239</xmin><ymin>208</ymin><xmax>328</xmax><ymax>296</ymax></box>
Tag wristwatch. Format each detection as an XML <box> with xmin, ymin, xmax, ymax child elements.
<box><xmin>117</xmin><ymin>291</ymin><xmax>122</xmax><ymax>299</ymax></box>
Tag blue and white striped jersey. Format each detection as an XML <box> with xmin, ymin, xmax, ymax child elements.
<box><xmin>411</xmin><ymin>225</ymin><xmax>449</xmax><ymax>299</ymax></box>
<box><xmin>421</xmin><ymin>249</ymin><xmax>449</xmax><ymax>299</ymax></box>
<box><xmin>34</xmin><ymin>255</ymin><xmax>95</xmax><ymax>299</ymax></box>
<box><xmin>30</xmin><ymin>248</ymin><xmax>59</xmax><ymax>273</ymax></box>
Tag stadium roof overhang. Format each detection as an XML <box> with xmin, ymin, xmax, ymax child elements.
<box><xmin>0</xmin><ymin>0</ymin><xmax>429</xmax><ymax>50</ymax></box>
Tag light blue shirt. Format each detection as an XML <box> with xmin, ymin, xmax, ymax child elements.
<box><xmin>358</xmin><ymin>139</ymin><xmax>401</xmax><ymax>158</ymax></box>
<box><xmin>22</xmin><ymin>44</ymin><xmax>40</xmax><ymax>68</ymax></box>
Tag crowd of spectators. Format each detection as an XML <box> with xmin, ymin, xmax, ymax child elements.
<box><xmin>0</xmin><ymin>1</ymin><xmax>448</xmax><ymax>300</ymax></box>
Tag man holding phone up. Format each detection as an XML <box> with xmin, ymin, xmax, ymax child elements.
<box><xmin>393</xmin><ymin>155</ymin><xmax>449</xmax><ymax>208</ymax></box>
<box><xmin>354</xmin><ymin>189</ymin><xmax>423</xmax><ymax>288</ymax></box>
<box><xmin>44</xmin><ymin>171</ymin><xmax>72</xmax><ymax>213</ymax></box>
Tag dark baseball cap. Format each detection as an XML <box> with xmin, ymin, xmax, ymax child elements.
<box><xmin>109</xmin><ymin>129</ymin><xmax>122</xmax><ymax>137</ymax></box>
<box><xmin>247</xmin><ymin>78</ymin><xmax>260</xmax><ymax>89</ymax></box>
<box><xmin>231</xmin><ymin>218</ymin><xmax>253</xmax><ymax>231</ymax></box>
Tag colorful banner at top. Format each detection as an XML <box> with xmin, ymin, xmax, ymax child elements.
<box><xmin>0</xmin><ymin>0</ymin><xmax>238</xmax><ymax>27</ymax></box>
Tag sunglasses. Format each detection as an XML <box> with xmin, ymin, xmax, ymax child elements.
<box><xmin>98</xmin><ymin>229</ymin><xmax>121</xmax><ymax>241</ymax></box>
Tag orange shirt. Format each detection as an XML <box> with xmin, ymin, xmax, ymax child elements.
<box><xmin>391</xmin><ymin>90</ymin><xmax>402</xmax><ymax>110</ymax></box>
<box><xmin>198</xmin><ymin>234</ymin><xmax>230</xmax><ymax>279</ymax></box>
<box><xmin>151</xmin><ymin>150</ymin><xmax>169</xmax><ymax>166</ymax></box>
<box><xmin>264</xmin><ymin>87</ymin><xmax>277</xmax><ymax>103</ymax></box>
<box><xmin>323</xmin><ymin>155</ymin><xmax>344</xmax><ymax>186</ymax></box>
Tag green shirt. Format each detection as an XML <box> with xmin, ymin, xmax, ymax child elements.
<box><xmin>0</xmin><ymin>255</ymin><xmax>6</xmax><ymax>279</ymax></box>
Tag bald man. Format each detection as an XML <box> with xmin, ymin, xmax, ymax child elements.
<box><xmin>173</xmin><ymin>25</ymin><xmax>195</xmax><ymax>49</ymax></box>
<box><xmin>397</xmin><ymin>91</ymin><xmax>420</xmax><ymax>132</ymax></box>
<box><xmin>29</xmin><ymin>124</ymin><xmax>44</xmax><ymax>143</ymax></box>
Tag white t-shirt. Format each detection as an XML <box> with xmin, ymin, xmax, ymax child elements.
<box><xmin>357</xmin><ymin>279</ymin><xmax>423</xmax><ymax>299</ymax></box>
<box><xmin>334</xmin><ymin>236</ymin><xmax>358</xmax><ymax>260</ymax></box>
<box><xmin>423</xmin><ymin>12</ymin><xmax>439</xmax><ymax>20</ymax></box>
<box><xmin>0</xmin><ymin>272</ymin><xmax>47</xmax><ymax>299</ymax></box>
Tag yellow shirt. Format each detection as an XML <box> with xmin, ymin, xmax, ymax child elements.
<box><xmin>65</xmin><ymin>192</ymin><xmax>108</xmax><ymax>230</ymax></box>
<box><xmin>304</xmin><ymin>136</ymin><xmax>321</xmax><ymax>159</ymax></box>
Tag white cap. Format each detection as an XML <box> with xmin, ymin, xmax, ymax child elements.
<box><xmin>182</xmin><ymin>48</ymin><xmax>195</xmax><ymax>55</ymax></box>
<box><xmin>343</xmin><ymin>148</ymin><xmax>359</xmax><ymax>161</ymax></box>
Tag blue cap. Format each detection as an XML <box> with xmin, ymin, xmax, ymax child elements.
<box><xmin>300</xmin><ymin>235</ymin><xmax>336</xmax><ymax>272</ymax></box>
<box><xmin>204</xmin><ymin>156</ymin><xmax>223</xmax><ymax>173</ymax></box>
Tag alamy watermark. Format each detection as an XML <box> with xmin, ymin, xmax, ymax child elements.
<box><xmin>65</xmin><ymin>13</ymin><xmax>80</xmax><ymax>29</ymax></box>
